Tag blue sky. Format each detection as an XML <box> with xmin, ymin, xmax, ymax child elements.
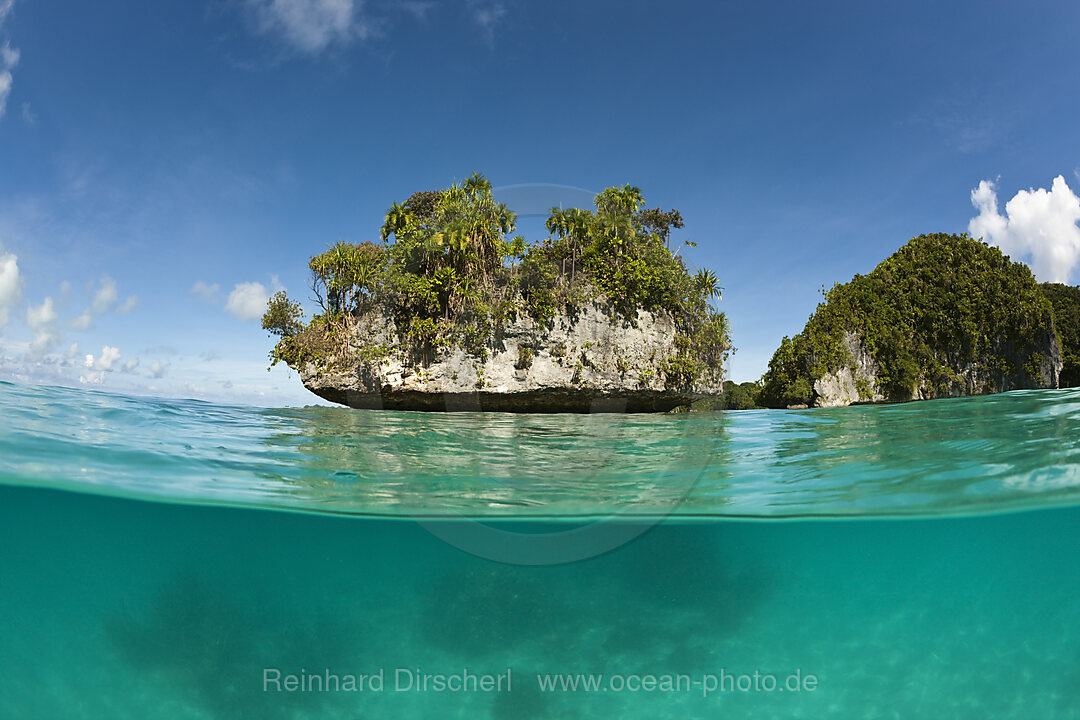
<box><xmin>1</xmin><ymin>0</ymin><xmax>1078</xmax><ymax>406</ymax></box>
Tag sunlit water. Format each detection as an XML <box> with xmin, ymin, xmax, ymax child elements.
<box><xmin>2</xmin><ymin>381</ymin><xmax>1080</xmax><ymax>718</ymax></box>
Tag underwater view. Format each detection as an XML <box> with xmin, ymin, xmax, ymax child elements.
<box><xmin>3</xmin><ymin>381</ymin><xmax>1080</xmax><ymax>719</ymax></box>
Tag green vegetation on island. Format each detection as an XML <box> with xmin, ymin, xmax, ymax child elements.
<box><xmin>264</xmin><ymin>174</ymin><xmax>730</xmax><ymax>393</ymax></box>
<box><xmin>721</xmin><ymin>380</ymin><xmax>764</xmax><ymax>410</ymax></box>
<box><xmin>758</xmin><ymin>233</ymin><xmax>1060</xmax><ymax>408</ymax></box>
<box><xmin>1040</xmin><ymin>282</ymin><xmax>1080</xmax><ymax>388</ymax></box>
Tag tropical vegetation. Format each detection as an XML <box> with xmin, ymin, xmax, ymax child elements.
<box><xmin>264</xmin><ymin>174</ymin><xmax>730</xmax><ymax>390</ymax></box>
<box><xmin>758</xmin><ymin>233</ymin><xmax>1058</xmax><ymax>408</ymax></box>
<box><xmin>1040</xmin><ymin>282</ymin><xmax>1080</xmax><ymax>388</ymax></box>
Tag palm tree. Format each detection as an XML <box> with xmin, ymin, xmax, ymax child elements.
<box><xmin>381</xmin><ymin>202</ymin><xmax>411</xmax><ymax>242</ymax></box>
<box><xmin>596</xmin><ymin>184</ymin><xmax>644</xmax><ymax>216</ymax></box>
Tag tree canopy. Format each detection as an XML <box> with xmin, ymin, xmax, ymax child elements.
<box><xmin>263</xmin><ymin>174</ymin><xmax>730</xmax><ymax>389</ymax></box>
<box><xmin>1040</xmin><ymin>282</ymin><xmax>1080</xmax><ymax>388</ymax></box>
<box><xmin>759</xmin><ymin>233</ymin><xmax>1058</xmax><ymax>407</ymax></box>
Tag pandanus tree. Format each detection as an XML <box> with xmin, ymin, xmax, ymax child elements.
<box><xmin>546</xmin><ymin>206</ymin><xmax>593</xmax><ymax>281</ymax></box>
<box><xmin>309</xmin><ymin>241</ymin><xmax>386</xmax><ymax>319</ymax></box>
<box><xmin>695</xmin><ymin>269</ymin><xmax>723</xmax><ymax>300</ymax></box>
<box><xmin>438</xmin><ymin>173</ymin><xmax>515</xmax><ymax>281</ymax></box>
<box><xmin>379</xmin><ymin>174</ymin><xmax>517</xmax><ymax>322</ymax></box>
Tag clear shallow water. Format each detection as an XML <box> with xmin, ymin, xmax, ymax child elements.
<box><xmin>2</xmin><ymin>382</ymin><xmax>1080</xmax><ymax>718</ymax></box>
<box><xmin>3</xmin><ymin>382</ymin><xmax>1080</xmax><ymax>517</ymax></box>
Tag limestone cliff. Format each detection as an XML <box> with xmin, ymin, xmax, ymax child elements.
<box><xmin>265</xmin><ymin>175</ymin><xmax>730</xmax><ymax>413</ymax></box>
<box><xmin>812</xmin><ymin>328</ymin><xmax>1061</xmax><ymax>408</ymax></box>
<box><xmin>294</xmin><ymin>301</ymin><xmax>724</xmax><ymax>412</ymax></box>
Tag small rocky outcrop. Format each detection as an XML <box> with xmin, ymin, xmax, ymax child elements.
<box><xmin>297</xmin><ymin>301</ymin><xmax>723</xmax><ymax>412</ymax></box>
<box><xmin>265</xmin><ymin>175</ymin><xmax>730</xmax><ymax>413</ymax></box>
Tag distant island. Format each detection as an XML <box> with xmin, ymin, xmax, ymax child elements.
<box><xmin>262</xmin><ymin>174</ymin><xmax>730</xmax><ymax>412</ymax></box>
<box><xmin>754</xmin><ymin>233</ymin><xmax>1068</xmax><ymax>409</ymax></box>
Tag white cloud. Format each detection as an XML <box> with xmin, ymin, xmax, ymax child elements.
<box><xmin>148</xmin><ymin>360</ymin><xmax>167</xmax><ymax>379</ymax></box>
<box><xmin>0</xmin><ymin>41</ymin><xmax>17</xmax><ymax>67</ymax></box>
<box><xmin>969</xmin><ymin>176</ymin><xmax>1080</xmax><ymax>283</ymax></box>
<box><xmin>27</xmin><ymin>297</ymin><xmax>57</xmax><ymax>330</ymax></box>
<box><xmin>0</xmin><ymin>1</ymin><xmax>13</xmax><ymax>25</ymax></box>
<box><xmin>192</xmin><ymin>281</ymin><xmax>221</xmax><ymax>303</ymax></box>
<box><xmin>0</xmin><ymin>34</ymin><xmax>18</xmax><ymax>119</ymax></box>
<box><xmin>0</xmin><ymin>69</ymin><xmax>12</xmax><ymax>119</ymax></box>
<box><xmin>0</xmin><ymin>245</ymin><xmax>20</xmax><ymax>332</ymax></box>
<box><xmin>225</xmin><ymin>281</ymin><xmax>269</xmax><ymax>321</ymax></box>
<box><xmin>122</xmin><ymin>357</ymin><xmax>140</xmax><ymax>373</ymax></box>
<box><xmin>70</xmin><ymin>310</ymin><xmax>93</xmax><ymax>331</ymax></box>
<box><xmin>118</xmin><ymin>295</ymin><xmax>138</xmax><ymax>313</ymax></box>
<box><xmin>26</xmin><ymin>297</ymin><xmax>60</xmax><ymax>359</ymax></box>
<box><xmin>250</xmin><ymin>0</ymin><xmax>367</xmax><ymax>53</ymax></box>
<box><xmin>84</xmin><ymin>345</ymin><xmax>121</xmax><ymax>372</ymax></box>
<box><xmin>91</xmin><ymin>276</ymin><xmax>118</xmax><ymax>314</ymax></box>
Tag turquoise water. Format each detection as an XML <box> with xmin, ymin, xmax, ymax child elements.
<box><xmin>2</xmin><ymin>381</ymin><xmax>1080</xmax><ymax>717</ymax></box>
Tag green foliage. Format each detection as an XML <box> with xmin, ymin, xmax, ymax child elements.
<box><xmin>638</xmin><ymin>207</ymin><xmax>685</xmax><ymax>248</ymax></box>
<box><xmin>261</xmin><ymin>291</ymin><xmax>304</xmax><ymax>338</ymax></box>
<box><xmin>1041</xmin><ymin>283</ymin><xmax>1080</xmax><ymax>387</ymax></box>
<box><xmin>267</xmin><ymin>174</ymin><xmax>730</xmax><ymax>388</ymax></box>
<box><xmin>694</xmin><ymin>269</ymin><xmax>723</xmax><ymax>300</ymax></box>
<box><xmin>759</xmin><ymin>336</ymin><xmax>814</xmax><ymax>407</ymax></box>
<box><xmin>516</xmin><ymin>345</ymin><xmax>534</xmax><ymax>370</ymax></box>
<box><xmin>722</xmin><ymin>380</ymin><xmax>762</xmax><ymax>410</ymax></box>
<box><xmin>308</xmin><ymin>241</ymin><xmax>386</xmax><ymax>317</ymax></box>
<box><xmin>759</xmin><ymin>233</ymin><xmax>1057</xmax><ymax>407</ymax></box>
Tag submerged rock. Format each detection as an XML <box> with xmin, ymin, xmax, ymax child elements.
<box><xmin>296</xmin><ymin>301</ymin><xmax>723</xmax><ymax>412</ymax></box>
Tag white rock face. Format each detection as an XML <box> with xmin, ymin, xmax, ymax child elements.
<box><xmin>297</xmin><ymin>301</ymin><xmax>723</xmax><ymax>412</ymax></box>
<box><xmin>812</xmin><ymin>325</ymin><xmax>1063</xmax><ymax>408</ymax></box>
<box><xmin>813</xmin><ymin>332</ymin><xmax>886</xmax><ymax>407</ymax></box>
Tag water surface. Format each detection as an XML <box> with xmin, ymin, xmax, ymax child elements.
<box><xmin>2</xmin><ymin>382</ymin><xmax>1079</xmax><ymax>719</ymax></box>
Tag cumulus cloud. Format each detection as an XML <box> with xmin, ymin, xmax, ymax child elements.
<box><xmin>249</xmin><ymin>0</ymin><xmax>368</xmax><ymax>53</ymax></box>
<box><xmin>0</xmin><ymin>245</ymin><xmax>20</xmax><ymax>332</ymax></box>
<box><xmin>84</xmin><ymin>345</ymin><xmax>122</xmax><ymax>372</ymax></box>
<box><xmin>148</xmin><ymin>360</ymin><xmax>167</xmax><ymax>379</ymax></box>
<box><xmin>26</xmin><ymin>297</ymin><xmax>60</xmax><ymax>359</ymax></box>
<box><xmin>90</xmin><ymin>276</ymin><xmax>118</xmax><ymax>314</ymax></box>
<box><xmin>969</xmin><ymin>175</ymin><xmax>1080</xmax><ymax>283</ymax></box>
<box><xmin>69</xmin><ymin>277</ymin><xmax>132</xmax><ymax>328</ymax></box>
<box><xmin>225</xmin><ymin>281</ymin><xmax>269</xmax><ymax>321</ymax></box>
<box><xmin>70</xmin><ymin>310</ymin><xmax>93</xmax><ymax>331</ymax></box>
<box><xmin>192</xmin><ymin>281</ymin><xmax>221</xmax><ymax>303</ymax></box>
<box><xmin>122</xmin><ymin>357</ymin><xmax>140</xmax><ymax>373</ymax></box>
